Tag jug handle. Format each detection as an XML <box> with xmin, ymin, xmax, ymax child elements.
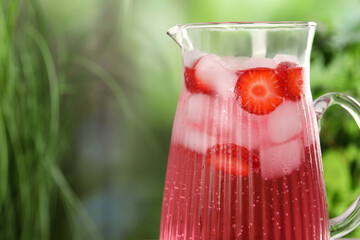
<box><xmin>314</xmin><ymin>92</ymin><xmax>360</xmax><ymax>239</ymax></box>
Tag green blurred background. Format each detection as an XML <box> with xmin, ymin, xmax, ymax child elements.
<box><xmin>1</xmin><ymin>0</ymin><xmax>360</xmax><ymax>239</ymax></box>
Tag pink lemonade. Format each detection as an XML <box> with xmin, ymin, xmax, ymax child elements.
<box><xmin>160</xmin><ymin>53</ymin><xmax>329</xmax><ymax>240</ymax></box>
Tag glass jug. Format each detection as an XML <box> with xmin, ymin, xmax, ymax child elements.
<box><xmin>160</xmin><ymin>22</ymin><xmax>360</xmax><ymax>240</ymax></box>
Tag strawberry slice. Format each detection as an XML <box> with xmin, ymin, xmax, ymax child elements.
<box><xmin>276</xmin><ymin>61</ymin><xmax>297</xmax><ymax>71</ymax></box>
<box><xmin>206</xmin><ymin>143</ymin><xmax>260</xmax><ymax>176</ymax></box>
<box><xmin>277</xmin><ymin>62</ymin><xmax>304</xmax><ymax>101</ymax></box>
<box><xmin>184</xmin><ymin>60</ymin><xmax>213</xmax><ymax>94</ymax></box>
<box><xmin>234</xmin><ymin>68</ymin><xmax>283</xmax><ymax>115</ymax></box>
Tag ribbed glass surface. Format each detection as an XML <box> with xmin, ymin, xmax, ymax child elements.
<box><xmin>160</xmin><ymin>52</ymin><xmax>329</xmax><ymax>239</ymax></box>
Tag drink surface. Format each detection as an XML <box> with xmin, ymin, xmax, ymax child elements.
<box><xmin>160</xmin><ymin>52</ymin><xmax>329</xmax><ymax>239</ymax></box>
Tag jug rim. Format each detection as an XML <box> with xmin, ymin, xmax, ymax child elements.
<box><xmin>168</xmin><ymin>21</ymin><xmax>317</xmax><ymax>33</ymax></box>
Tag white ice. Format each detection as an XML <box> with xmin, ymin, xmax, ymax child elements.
<box><xmin>267</xmin><ymin>101</ymin><xmax>303</xmax><ymax>143</ymax></box>
<box><xmin>178</xmin><ymin>94</ymin><xmax>216</xmax><ymax>153</ymax></box>
<box><xmin>181</xmin><ymin>95</ymin><xmax>262</xmax><ymax>153</ymax></box>
<box><xmin>185</xmin><ymin>94</ymin><xmax>211</xmax><ymax>126</ymax></box>
<box><xmin>273</xmin><ymin>54</ymin><xmax>300</xmax><ymax>65</ymax></box>
<box><xmin>181</xmin><ymin>127</ymin><xmax>216</xmax><ymax>153</ymax></box>
<box><xmin>212</xmin><ymin>98</ymin><xmax>261</xmax><ymax>150</ymax></box>
<box><xmin>195</xmin><ymin>54</ymin><xmax>238</xmax><ymax>94</ymax></box>
<box><xmin>260</xmin><ymin>138</ymin><xmax>303</xmax><ymax>179</ymax></box>
<box><xmin>183</xmin><ymin>49</ymin><xmax>206</xmax><ymax>67</ymax></box>
<box><xmin>236</xmin><ymin>57</ymin><xmax>277</xmax><ymax>71</ymax></box>
<box><xmin>231</xmin><ymin>101</ymin><xmax>262</xmax><ymax>149</ymax></box>
<box><xmin>220</xmin><ymin>56</ymin><xmax>249</xmax><ymax>71</ymax></box>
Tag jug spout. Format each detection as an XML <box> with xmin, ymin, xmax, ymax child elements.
<box><xmin>167</xmin><ymin>25</ymin><xmax>184</xmax><ymax>47</ymax></box>
<box><xmin>167</xmin><ymin>24</ymin><xmax>195</xmax><ymax>49</ymax></box>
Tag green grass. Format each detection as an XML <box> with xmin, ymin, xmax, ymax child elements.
<box><xmin>0</xmin><ymin>1</ymin><xmax>102</xmax><ymax>239</ymax></box>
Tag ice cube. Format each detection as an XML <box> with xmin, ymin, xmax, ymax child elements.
<box><xmin>236</xmin><ymin>57</ymin><xmax>277</xmax><ymax>71</ymax></box>
<box><xmin>195</xmin><ymin>54</ymin><xmax>238</xmax><ymax>94</ymax></box>
<box><xmin>185</xmin><ymin>94</ymin><xmax>212</xmax><ymax>127</ymax></box>
<box><xmin>184</xmin><ymin>96</ymin><xmax>261</xmax><ymax>151</ymax></box>
<box><xmin>180</xmin><ymin>117</ymin><xmax>260</xmax><ymax>154</ymax></box>
<box><xmin>183</xmin><ymin>49</ymin><xmax>206</xmax><ymax>67</ymax></box>
<box><xmin>211</xmin><ymin>97</ymin><xmax>261</xmax><ymax>150</ymax></box>
<box><xmin>267</xmin><ymin>101</ymin><xmax>303</xmax><ymax>143</ymax></box>
<box><xmin>273</xmin><ymin>54</ymin><xmax>300</xmax><ymax>65</ymax></box>
<box><xmin>178</xmin><ymin>126</ymin><xmax>216</xmax><ymax>154</ymax></box>
<box><xmin>183</xmin><ymin>95</ymin><xmax>236</xmax><ymax>141</ymax></box>
<box><xmin>232</xmin><ymin>101</ymin><xmax>263</xmax><ymax>149</ymax></box>
<box><xmin>260</xmin><ymin>139</ymin><xmax>303</xmax><ymax>179</ymax></box>
<box><xmin>221</xmin><ymin>56</ymin><xmax>249</xmax><ymax>71</ymax></box>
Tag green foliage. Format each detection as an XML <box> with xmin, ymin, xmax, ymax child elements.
<box><xmin>311</xmin><ymin>19</ymin><xmax>360</xmax><ymax>237</ymax></box>
<box><xmin>323</xmin><ymin>148</ymin><xmax>360</xmax><ymax>217</ymax></box>
<box><xmin>0</xmin><ymin>1</ymin><xmax>102</xmax><ymax>239</ymax></box>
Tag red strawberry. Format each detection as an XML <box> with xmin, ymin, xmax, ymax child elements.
<box><xmin>277</xmin><ymin>62</ymin><xmax>304</xmax><ymax>101</ymax></box>
<box><xmin>276</xmin><ymin>61</ymin><xmax>297</xmax><ymax>71</ymax></box>
<box><xmin>234</xmin><ymin>68</ymin><xmax>283</xmax><ymax>115</ymax></box>
<box><xmin>206</xmin><ymin>143</ymin><xmax>260</xmax><ymax>176</ymax></box>
<box><xmin>184</xmin><ymin>60</ymin><xmax>213</xmax><ymax>94</ymax></box>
